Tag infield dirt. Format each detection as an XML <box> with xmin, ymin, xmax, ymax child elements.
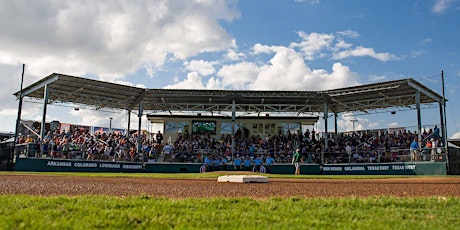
<box><xmin>1</xmin><ymin>174</ymin><xmax>459</xmax><ymax>198</ymax></box>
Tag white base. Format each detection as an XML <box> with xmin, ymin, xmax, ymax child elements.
<box><xmin>217</xmin><ymin>175</ymin><xmax>269</xmax><ymax>183</ymax></box>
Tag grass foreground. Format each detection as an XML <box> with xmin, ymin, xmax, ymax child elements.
<box><xmin>1</xmin><ymin>195</ymin><xmax>459</xmax><ymax>230</ymax></box>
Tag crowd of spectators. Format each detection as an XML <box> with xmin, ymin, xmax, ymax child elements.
<box><xmin>17</xmin><ymin>123</ymin><xmax>445</xmax><ymax>165</ymax></box>
<box><xmin>167</xmin><ymin>125</ymin><xmax>445</xmax><ymax>165</ymax></box>
<box><xmin>17</xmin><ymin>128</ymin><xmax>154</xmax><ymax>162</ymax></box>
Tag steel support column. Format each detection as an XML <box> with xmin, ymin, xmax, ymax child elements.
<box><xmin>231</xmin><ymin>100</ymin><xmax>236</xmax><ymax>161</ymax></box>
<box><xmin>323</xmin><ymin>102</ymin><xmax>329</xmax><ymax>164</ymax></box>
<box><xmin>127</xmin><ymin>110</ymin><xmax>131</xmax><ymax>134</ymax></box>
<box><xmin>137</xmin><ymin>102</ymin><xmax>143</xmax><ymax>153</ymax></box>
<box><xmin>40</xmin><ymin>84</ymin><xmax>49</xmax><ymax>155</ymax></box>
<box><xmin>415</xmin><ymin>90</ymin><xmax>422</xmax><ymax>149</ymax></box>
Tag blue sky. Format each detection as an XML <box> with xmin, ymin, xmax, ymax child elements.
<box><xmin>0</xmin><ymin>0</ymin><xmax>459</xmax><ymax>138</ymax></box>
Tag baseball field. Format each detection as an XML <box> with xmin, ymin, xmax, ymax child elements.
<box><xmin>1</xmin><ymin>172</ymin><xmax>459</xmax><ymax>229</ymax></box>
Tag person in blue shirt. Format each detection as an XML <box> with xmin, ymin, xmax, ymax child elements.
<box><xmin>433</xmin><ymin>125</ymin><xmax>440</xmax><ymax>140</ymax></box>
<box><xmin>249</xmin><ymin>144</ymin><xmax>256</xmax><ymax>157</ymax></box>
<box><xmin>213</xmin><ymin>156</ymin><xmax>221</xmax><ymax>171</ymax></box>
<box><xmin>204</xmin><ymin>155</ymin><xmax>213</xmax><ymax>172</ymax></box>
<box><xmin>243</xmin><ymin>156</ymin><xmax>252</xmax><ymax>171</ymax></box>
<box><xmin>410</xmin><ymin>139</ymin><xmax>419</xmax><ymax>161</ymax></box>
<box><xmin>253</xmin><ymin>155</ymin><xmax>263</xmax><ymax>172</ymax></box>
<box><xmin>265</xmin><ymin>155</ymin><xmax>275</xmax><ymax>173</ymax></box>
<box><xmin>233</xmin><ymin>155</ymin><xmax>242</xmax><ymax>170</ymax></box>
<box><xmin>220</xmin><ymin>156</ymin><xmax>228</xmax><ymax>171</ymax></box>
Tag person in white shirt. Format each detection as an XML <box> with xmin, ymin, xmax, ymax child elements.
<box><xmin>162</xmin><ymin>143</ymin><xmax>174</xmax><ymax>162</ymax></box>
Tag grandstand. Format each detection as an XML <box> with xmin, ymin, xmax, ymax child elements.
<box><xmin>7</xmin><ymin>73</ymin><xmax>458</xmax><ymax>175</ymax></box>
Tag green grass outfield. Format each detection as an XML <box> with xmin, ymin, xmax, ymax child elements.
<box><xmin>1</xmin><ymin>172</ymin><xmax>459</xmax><ymax>230</ymax></box>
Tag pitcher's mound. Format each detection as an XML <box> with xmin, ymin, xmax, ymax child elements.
<box><xmin>217</xmin><ymin>175</ymin><xmax>269</xmax><ymax>183</ymax></box>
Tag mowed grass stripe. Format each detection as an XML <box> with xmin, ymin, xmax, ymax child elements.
<box><xmin>0</xmin><ymin>195</ymin><xmax>459</xmax><ymax>229</ymax></box>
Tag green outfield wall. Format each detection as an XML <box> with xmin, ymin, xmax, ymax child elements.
<box><xmin>14</xmin><ymin>158</ymin><xmax>447</xmax><ymax>175</ymax></box>
<box><xmin>14</xmin><ymin>158</ymin><xmax>143</xmax><ymax>173</ymax></box>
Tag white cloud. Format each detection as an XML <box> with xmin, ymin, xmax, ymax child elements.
<box><xmin>217</xmin><ymin>62</ymin><xmax>261</xmax><ymax>89</ymax></box>
<box><xmin>290</xmin><ymin>32</ymin><xmax>334</xmax><ymax>60</ymax></box>
<box><xmin>250</xmin><ymin>46</ymin><xmax>311</xmax><ymax>90</ymax></box>
<box><xmin>224</xmin><ymin>49</ymin><xmax>245</xmax><ymax>61</ymax></box>
<box><xmin>164</xmin><ymin>72</ymin><xmax>206</xmax><ymax>89</ymax></box>
<box><xmin>333</xmin><ymin>39</ymin><xmax>353</xmax><ymax>51</ymax></box>
<box><xmin>185</xmin><ymin>60</ymin><xmax>217</xmax><ymax>76</ymax></box>
<box><xmin>252</xmin><ymin>43</ymin><xmax>277</xmax><ymax>54</ymax></box>
<box><xmin>0</xmin><ymin>0</ymin><xmax>239</xmax><ymax>79</ymax></box>
<box><xmin>411</xmin><ymin>50</ymin><xmax>425</xmax><ymax>58</ymax></box>
<box><xmin>205</xmin><ymin>77</ymin><xmax>222</xmax><ymax>89</ymax></box>
<box><xmin>336</xmin><ymin>30</ymin><xmax>360</xmax><ymax>38</ymax></box>
<box><xmin>286</xmin><ymin>31</ymin><xmax>397</xmax><ymax>63</ymax></box>
<box><xmin>332</xmin><ymin>46</ymin><xmax>398</xmax><ymax>62</ymax></box>
<box><xmin>220</xmin><ymin>44</ymin><xmax>360</xmax><ymax>91</ymax></box>
<box><xmin>433</xmin><ymin>0</ymin><xmax>454</xmax><ymax>14</ymax></box>
<box><xmin>112</xmin><ymin>80</ymin><xmax>147</xmax><ymax>89</ymax></box>
<box><xmin>421</xmin><ymin>38</ymin><xmax>432</xmax><ymax>45</ymax></box>
<box><xmin>164</xmin><ymin>71</ymin><xmax>222</xmax><ymax>90</ymax></box>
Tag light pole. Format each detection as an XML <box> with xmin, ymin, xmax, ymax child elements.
<box><xmin>109</xmin><ymin>117</ymin><xmax>113</xmax><ymax>134</ymax></box>
<box><xmin>350</xmin><ymin>119</ymin><xmax>358</xmax><ymax>132</ymax></box>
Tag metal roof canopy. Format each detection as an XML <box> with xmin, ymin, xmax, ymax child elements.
<box><xmin>147</xmin><ymin>114</ymin><xmax>319</xmax><ymax>126</ymax></box>
<box><xmin>14</xmin><ymin>73</ymin><xmax>444</xmax><ymax>116</ymax></box>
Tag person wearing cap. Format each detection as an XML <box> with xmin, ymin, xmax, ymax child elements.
<box><xmin>292</xmin><ymin>148</ymin><xmax>303</xmax><ymax>175</ymax></box>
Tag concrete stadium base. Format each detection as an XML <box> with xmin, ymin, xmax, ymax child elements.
<box><xmin>217</xmin><ymin>175</ymin><xmax>269</xmax><ymax>183</ymax></box>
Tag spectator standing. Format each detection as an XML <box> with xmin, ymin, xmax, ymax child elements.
<box><xmin>430</xmin><ymin>138</ymin><xmax>437</xmax><ymax>162</ymax></box>
<box><xmin>129</xmin><ymin>146</ymin><xmax>136</xmax><ymax>162</ymax></box>
<box><xmin>292</xmin><ymin>148</ymin><xmax>302</xmax><ymax>175</ymax></box>
<box><xmin>345</xmin><ymin>142</ymin><xmax>352</xmax><ymax>162</ymax></box>
<box><xmin>304</xmin><ymin>129</ymin><xmax>310</xmax><ymax>141</ymax></box>
<box><xmin>433</xmin><ymin>125</ymin><xmax>440</xmax><ymax>140</ymax></box>
<box><xmin>162</xmin><ymin>143</ymin><xmax>173</xmax><ymax>162</ymax></box>
<box><xmin>410</xmin><ymin>139</ymin><xmax>419</xmax><ymax>161</ymax></box>
<box><xmin>156</xmin><ymin>131</ymin><xmax>163</xmax><ymax>144</ymax></box>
